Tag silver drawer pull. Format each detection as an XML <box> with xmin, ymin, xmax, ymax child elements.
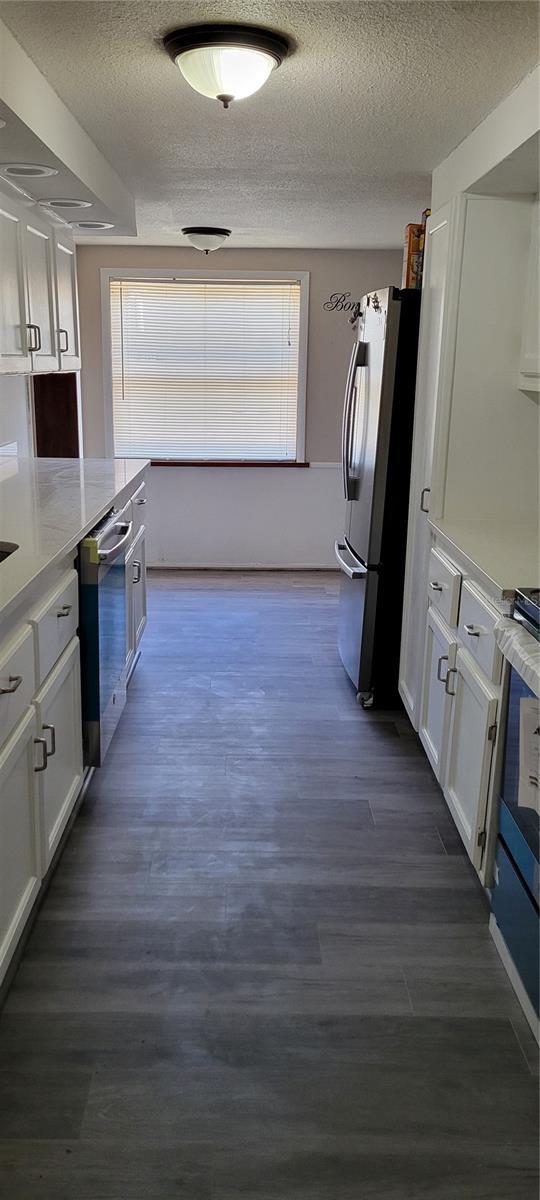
<box><xmin>57</xmin><ymin>603</ymin><xmax>72</xmax><ymax>618</ymax></box>
<box><xmin>133</xmin><ymin>560</ymin><xmax>142</xmax><ymax>584</ymax></box>
<box><xmin>34</xmin><ymin>737</ymin><xmax>48</xmax><ymax>772</ymax></box>
<box><xmin>135</xmin><ymin>497</ymin><xmax>147</xmax><ymax>506</ymax></box>
<box><xmin>0</xmin><ymin>674</ymin><xmax>22</xmax><ymax>695</ymax></box>
<box><xmin>42</xmin><ymin>723</ymin><xmax>56</xmax><ymax>757</ymax></box>
<box><xmin>445</xmin><ymin>667</ymin><xmax>458</xmax><ymax>697</ymax></box>
<box><xmin>436</xmin><ymin>655</ymin><xmax>448</xmax><ymax>683</ymax></box>
<box><xmin>464</xmin><ymin>623</ymin><xmax>480</xmax><ymax>638</ymax></box>
<box><xmin>58</xmin><ymin>327</ymin><xmax>69</xmax><ymax>353</ymax></box>
<box><xmin>429</xmin><ymin>581</ymin><xmax>443</xmax><ymax>592</ymax></box>
<box><xmin>420</xmin><ymin>487</ymin><xmax>430</xmax><ymax>513</ymax></box>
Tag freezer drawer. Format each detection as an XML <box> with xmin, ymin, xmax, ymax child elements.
<box><xmin>335</xmin><ymin>540</ymin><xmax>378</xmax><ymax>698</ymax></box>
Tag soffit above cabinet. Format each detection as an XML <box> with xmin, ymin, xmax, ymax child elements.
<box><xmin>0</xmin><ymin>19</ymin><xmax>136</xmax><ymax>236</ymax></box>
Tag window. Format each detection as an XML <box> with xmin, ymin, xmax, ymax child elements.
<box><xmin>107</xmin><ymin>273</ymin><xmax>307</xmax><ymax>462</ymax></box>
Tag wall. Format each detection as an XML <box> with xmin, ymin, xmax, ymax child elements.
<box><xmin>0</xmin><ymin>376</ymin><xmax>32</xmax><ymax>456</ymax></box>
<box><xmin>77</xmin><ymin>245</ymin><xmax>401</xmax><ymax>567</ymax></box>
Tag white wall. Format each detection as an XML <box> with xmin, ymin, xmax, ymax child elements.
<box><xmin>77</xmin><ymin>244</ymin><xmax>402</xmax><ymax>567</ymax></box>
<box><xmin>0</xmin><ymin>376</ymin><xmax>32</xmax><ymax>456</ymax></box>
<box><xmin>146</xmin><ymin>463</ymin><xmax>343</xmax><ymax>569</ymax></box>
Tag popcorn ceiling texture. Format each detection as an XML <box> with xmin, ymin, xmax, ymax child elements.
<box><xmin>0</xmin><ymin>1</ymin><xmax>538</xmax><ymax>247</ymax></box>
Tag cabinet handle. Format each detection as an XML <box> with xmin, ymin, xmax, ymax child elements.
<box><xmin>429</xmin><ymin>581</ymin><xmax>443</xmax><ymax>592</ymax></box>
<box><xmin>57</xmin><ymin>603</ymin><xmax>72</xmax><ymax>618</ymax></box>
<box><xmin>420</xmin><ymin>487</ymin><xmax>430</xmax><ymax>513</ymax></box>
<box><xmin>436</xmin><ymin>655</ymin><xmax>448</xmax><ymax>683</ymax></box>
<box><xmin>27</xmin><ymin>323</ymin><xmax>42</xmax><ymax>352</ymax></box>
<box><xmin>58</xmin><ymin>328</ymin><xmax>69</xmax><ymax>353</ymax></box>
<box><xmin>0</xmin><ymin>674</ymin><xmax>22</xmax><ymax>695</ymax></box>
<box><xmin>34</xmin><ymin>737</ymin><xmax>48</xmax><ymax>772</ymax></box>
<box><xmin>444</xmin><ymin>667</ymin><xmax>458</xmax><ymax>696</ymax></box>
<box><xmin>464</xmin><ymin>623</ymin><xmax>480</xmax><ymax>638</ymax></box>
<box><xmin>42</xmin><ymin>723</ymin><xmax>56</xmax><ymax>758</ymax></box>
<box><xmin>133</xmin><ymin>560</ymin><xmax>141</xmax><ymax>584</ymax></box>
<box><xmin>135</xmin><ymin>497</ymin><xmax>147</xmax><ymax>506</ymax></box>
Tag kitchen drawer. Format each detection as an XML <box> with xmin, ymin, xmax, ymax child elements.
<box><xmin>427</xmin><ymin>547</ymin><xmax>461</xmax><ymax>627</ymax></box>
<box><xmin>131</xmin><ymin>480</ymin><xmax>147</xmax><ymax>538</ymax></box>
<box><xmin>29</xmin><ymin>569</ymin><xmax>79</xmax><ymax>685</ymax></box>
<box><xmin>458</xmin><ymin>580</ymin><xmax>502</xmax><ymax>683</ymax></box>
<box><xmin>0</xmin><ymin>624</ymin><xmax>35</xmax><ymax>749</ymax></box>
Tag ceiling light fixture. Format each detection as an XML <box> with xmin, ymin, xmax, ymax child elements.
<box><xmin>0</xmin><ymin>163</ymin><xmax>58</xmax><ymax>178</ymax></box>
<box><xmin>182</xmin><ymin>226</ymin><xmax>231</xmax><ymax>254</ymax></box>
<box><xmin>163</xmin><ymin>23</ymin><xmax>289</xmax><ymax>108</ymax></box>
<box><xmin>70</xmin><ymin>220</ymin><xmax>115</xmax><ymax>230</ymax></box>
<box><xmin>40</xmin><ymin>198</ymin><xmax>92</xmax><ymax>210</ymax></box>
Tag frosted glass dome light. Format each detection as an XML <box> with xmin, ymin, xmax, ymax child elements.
<box><xmin>163</xmin><ymin>24</ymin><xmax>290</xmax><ymax>109</ymax></box>
<box><xmin>182</xmin><ymin>227</ymin><xmax>231</xmax><ymax>254</ymax></box>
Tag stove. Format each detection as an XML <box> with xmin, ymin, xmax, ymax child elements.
<box><xmin>514</xmin><ymin>588</ymin><xmax>540</xmax><ymax>640</ymax></box>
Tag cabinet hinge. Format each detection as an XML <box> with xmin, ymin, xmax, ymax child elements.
<box><xmin>477</xmin><ymin>829</ymin><xmax>487</xmax><ymax>848</ymax></box>
<box><xmin>488</xmin><ymin>723</ymin><xmax>497</xmax><ymax>742</ymax></box>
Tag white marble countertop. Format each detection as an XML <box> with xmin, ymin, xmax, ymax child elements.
<box><xmin>429</xmin><ymin>516</ymin><xmax>539</xmax><ymax>598</ymax></box>
<box><xmin>0</xmin><ymin>457</ymin><xmax>148</xmax><ymax>620</ymax></box>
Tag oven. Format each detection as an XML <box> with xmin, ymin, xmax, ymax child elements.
<box><xmin>78</xmin><ymin>501</ymin><xmax>132</xmax><ymax>766</ymax></box>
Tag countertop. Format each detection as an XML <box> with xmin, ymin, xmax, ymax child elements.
<box><xmin>0</xmin><ymin>457</ymin><xmax>148</xmax><ymax>620</ymax></box>
<box><xmin>429</xmin><ymin>516</ymin><xmax>539</xmax><ymax>598</ymax></box>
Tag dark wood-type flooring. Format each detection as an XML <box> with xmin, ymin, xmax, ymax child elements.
<box><xmin>0</xmin><ymin>571</ymin><xmax>538</xmax><ymax>1198</ymax></box>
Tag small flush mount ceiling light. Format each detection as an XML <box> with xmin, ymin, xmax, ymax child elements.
<box><xmin>163</xmin><ymin>23</ymin><xmax>289</xmax><ymax>108</ymax></box>
<box><xmin>182</xmin><ymin>227</ymin><xmax>231</xmax><ymax>254</ymax></box>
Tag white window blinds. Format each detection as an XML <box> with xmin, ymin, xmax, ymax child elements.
<box><xmin>109</xmin><ymin>278</ymin><xmax>302</xmax><ymax>461</ymax></box>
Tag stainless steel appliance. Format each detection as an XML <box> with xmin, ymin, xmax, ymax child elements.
<box><xmin>336</xmin><ymin>286</ymin><xmax>421</xmax><ymax>706</ymax></box>
<box><xmin>78</xmin><ymin>502</ymin><xmax>132</xmax><ymax>766</ymax></box>
<box><xmin>491</xmin><ymin>587</ymin><xmax>539</xmax><ymax>1020</ymax></box>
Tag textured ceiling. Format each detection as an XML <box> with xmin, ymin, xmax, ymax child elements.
<box><xmin>0</xmin><ymin>1</ymin><xmax>538</xmax><ymax>247</ymax></box>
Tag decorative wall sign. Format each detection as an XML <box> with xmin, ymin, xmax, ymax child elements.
<box><xmin>323</xmin><ymin>291</ymin><xmax>363</xmax><ymax>325</ymax></box>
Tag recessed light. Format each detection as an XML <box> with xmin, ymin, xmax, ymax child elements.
<box><xmin>163</xmin><ymin>23</ymin><xmax>290</xmax><ymax>108</ymax></box>
<box><xmin>70</xmin><ymin>220</ymin><xmax>115</xmax><ymax>230</ymax></box>
<box><xmin>0</xmin><ymin>163</ymin><xmax>58</xmax><ymax>178</ymax></box>
<box><xmin>0</xmin><ymin>120</ymin><xmax>6</xmax><ymax>130</ymax></box>
<box><xmin>39</xmin><ymin>198</ymin><xmax>92</xmax><ymax>210</ymax></box>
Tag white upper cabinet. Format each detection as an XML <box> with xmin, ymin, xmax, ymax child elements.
<box><xmin>0</xmin><ymin>202</ymin><xmax>31</xmax><ymax>373</ymax></box>
<box><xmin>54</xmin><ymin>235</ymin><xmax>81</xmax><ymax>370</ymax></box>
<box><xmin>399</xmin><ymin>201</ymin><xmax>455</xmax><ymax>728</ymax></box>
<box><xmin>0</xmin><ymin>191</ymin><xmax>81</xmax><ymax>375</ymax></box>
<box><xmin>519</xmin><ymin>202</ymin><xmax>539</xmax><ymax>392</ymax></box>
<box><xmin>24</xmin><ymin>222</ymin><xmax>58</xmax><ymax>373</ymax></box>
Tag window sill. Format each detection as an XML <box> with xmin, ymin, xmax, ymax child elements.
<box><xmin>149</xmin><ymin>460</ymin><xmax>310</xmax><ymax>468</ymax></box>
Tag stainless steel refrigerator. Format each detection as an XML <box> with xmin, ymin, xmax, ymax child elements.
<box><xmin>335</xmin><ymin>286</ymin><xmax>421</xmax><ymax>707</ymax></box>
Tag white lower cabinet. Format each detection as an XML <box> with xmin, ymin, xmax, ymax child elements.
<box><xmin>33</xmin><ymin>637</ymin><xmax>83</xmax><ymax>869</ymax></box>
<box><xmin>126</xmin><ymin>525</ymin><xmax>147</xmax><ymax>679</ymax></box>
<box><xmin>0</xmin><ymin>707</ymin><xmax>41</xmax><ymax>984</ymax></box>
<box><xmin>443</xmin><ymin>647</ymin><xmax>498</xmax><ymax>868</ymax></box>
<box><xmin>419</xmin><ymin>607</ymin><xmax>457</xmax><ymax>782</ymax></box>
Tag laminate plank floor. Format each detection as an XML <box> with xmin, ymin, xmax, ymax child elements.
<box><xmin>0</xmin><ymin>571</ymin><xmax>538</xmax><ymax>1199</ymax></box>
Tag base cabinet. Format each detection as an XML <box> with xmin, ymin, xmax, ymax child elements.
<box><xmin>33</xmin><ymin>637</ymin><xmax>83</xmax><ymax>869</ymax></box>
<box><xmin>443</xmin><ymin>647</ymin><xmax>498</xmax><ymax>869</ymax></box>
<box><xmin>126</xmin><ymin>525</ymin><xmax>146</xmax><ymax>679</ymax></box>
<box><xmin>419</xmin><ymin>607</ymin><xmax>457</xmax><ymax>782</ymax></box>
<box><xmin>0</xmin><ymin>708</ymin><xmax>41</xmax><ymax>984</ymax></box>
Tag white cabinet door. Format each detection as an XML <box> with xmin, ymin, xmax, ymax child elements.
<box><xmin>25</xmin><ymin>221</ymin><xmax>58</xmax><ymax>372</ymax></box>
<box><xmin>419</xmin><ymin>607</ymin><xmax>457</xmax><ymax>782</ymax></box>
<box><xmin>443</xmin><ymin>647</ymin><xmax>498</xmax><ymax>868</ymax></box>
<box><xmin>132</xmin><ymin>529</ymin><xmax>147</xmax><ymax>650</ymax></box>
<box><xmin>0</xmin><ymin>707</ymin><xmax>41</xmax><ymax>985</ymax></box>
<box><xmin>33</xmin><ymin>637</ymin><xmax>83</xmax><ymax>869</ymax></box>
<box><xmin>0</xmin><ymin>202</ymin><xmax>31</xmax><ymax>373</ymax></box>
<box><xmin>125</xmin><ymin>538</ymin><xmax>136</xmax><ymax>679</ymax></box>
<box><xmin>54</xmin><ymin>235</ymin><xmax>81</xmax><ymax>369</ymax></box>
<box><xmin>399</xmin><ymin>202</ymin><xmax>456</xmax><ymax>727</ymax></box>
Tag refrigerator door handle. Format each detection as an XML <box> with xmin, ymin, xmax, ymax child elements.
<box><xmin>334</xmin><ymin>541</ymin><xmax>367</xmax><ymax>580</ymax></box>
<box><xmin>342</xmin><ymin>341</ymin><xmax>366</xmax><ymax>500</ymax></box>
